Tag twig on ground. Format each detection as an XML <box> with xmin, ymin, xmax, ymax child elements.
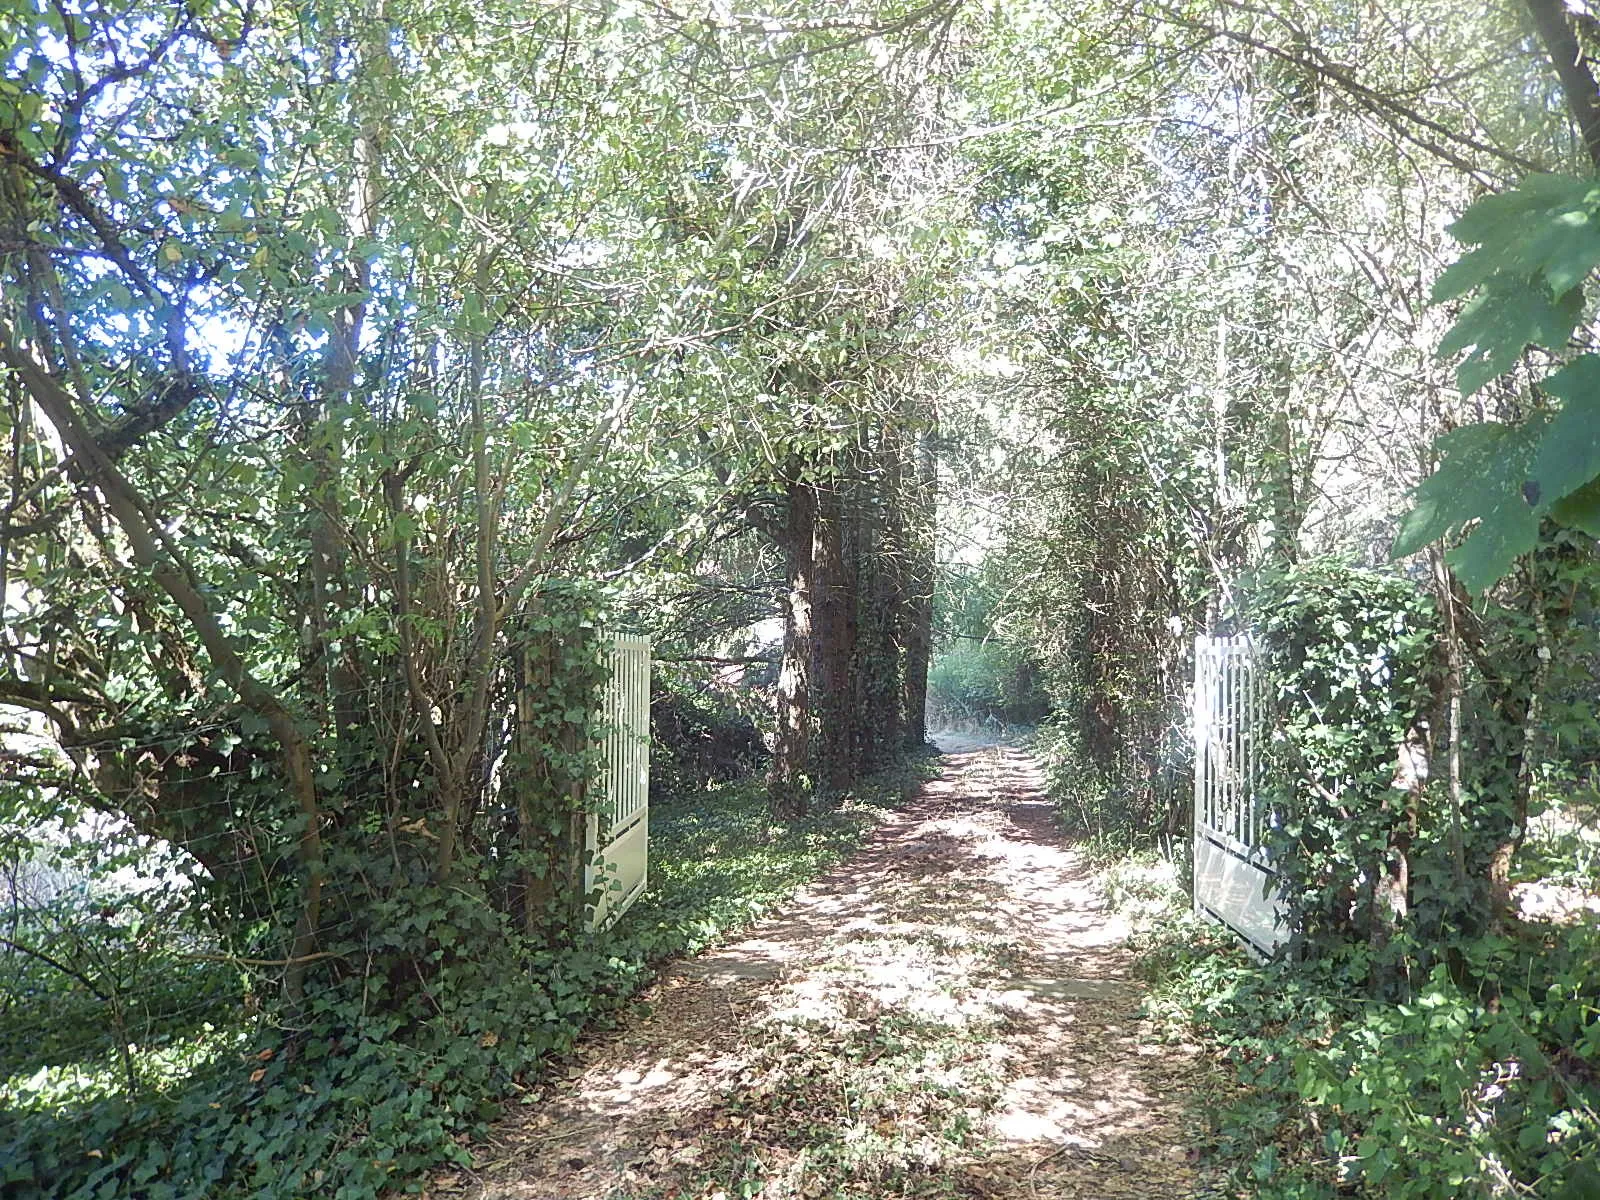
<box><xmin>1028</xmin><ymin>1142</ymin><xmax>1074</xmax><ymax>1196</ymax></box>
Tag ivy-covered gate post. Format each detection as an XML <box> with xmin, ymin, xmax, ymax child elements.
<box><xmin>506</xmin><ymin>601</ymin><xmax>606</xmax><ymax>940</ymax></box>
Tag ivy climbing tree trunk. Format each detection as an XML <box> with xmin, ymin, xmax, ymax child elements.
<box><xmin>508</xmin><ymin>616</ymin><xmax>598</xmax><ymax>940</ymax></box>
<box><xmin>811</xmin><ymin>474</ymin><xmax>857</xmax><ymax>790</ymax></box>
<box><xmin>898</xmin><ymin>414</ymin><xmax>936</xmax><ymax>750</ymax></box>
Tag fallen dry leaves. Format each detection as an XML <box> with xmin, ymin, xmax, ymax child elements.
<box><xmin>425</xmin><ymin>742</ymin><xmax>1224</xmax><ymax>1200</ymax></box>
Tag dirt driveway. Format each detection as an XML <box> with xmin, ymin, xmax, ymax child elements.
<box><xmin>429</xmin><ymin>745</ymin><xmax>1208</xmax><ymax>1199</ymax></box>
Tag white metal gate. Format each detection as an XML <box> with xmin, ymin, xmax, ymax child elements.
<box><xmin>586</xmin><ymin>634</ymin><xmax>650</xmax><ymax>930</ymax></box>
<box><xmin>1193</xmin><ymin>634</ymin><xmax>1286</xmax><ymax>956</ymax></box>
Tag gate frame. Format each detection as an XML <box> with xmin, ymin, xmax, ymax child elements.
<box><xmin>1192</xmin><ymin>633</ymin><xmax>1287</xmax><ymax>957</ymax></box>
<box><xmin>585</xmin><ymin>633</ymin><xmax>650</xmax><ymax>930</ymax></box>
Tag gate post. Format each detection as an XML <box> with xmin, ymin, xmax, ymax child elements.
<box><xmin>508</xmin><ymin>621</ymin><xmax>596</xmax><ymax>939</ymax></box>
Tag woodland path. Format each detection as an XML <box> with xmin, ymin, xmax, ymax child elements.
<box><xmin>429</xmin><ymin>743</ymin><xmax>1209</xmax><ymax>1200</ymax></box>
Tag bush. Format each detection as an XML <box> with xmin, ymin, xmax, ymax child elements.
<box><xmin>1246</xmin><ymin>561</ymin><xmax>1439</xmax><ymax>967</ymax></box>
<box><xmin>648</xmin><ymin>672</ymin><xmax>766</xmax><ymax>802</ymax></box>
<box><xmin>1141</xmin><ymin>921</ymin><xmax>1600</xmax><ymax>1199</ymax></box>
<box><xmin>0</xmin><ymin>894</ymin><xmax>237</xmax><ymax>1091</ymax></box>
<box><xmin>1034</xmin><ymin>708</ymin><xmax>1191</xmax><ymax>855</ymax></box>
<box><xmin>1118</xmin><ymin>559</ymin><xmax>1600</xmax><ymax>1198</ymax></box>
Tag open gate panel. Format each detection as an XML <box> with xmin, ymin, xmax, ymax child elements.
<box><xmin>1193</xmin><ymin>634</ymin><xmax>1287</xmax><ymax>958</ymax></box>
<box><xmin>587</xmin><ymin>633</ymin><xmax>650</xmax><ymax>930</ymax></box>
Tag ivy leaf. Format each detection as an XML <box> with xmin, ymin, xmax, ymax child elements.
<box><xmin>1391</xmin><ymin>419</ymin><xmax>1546</xmax><ymax>593</ymax></box>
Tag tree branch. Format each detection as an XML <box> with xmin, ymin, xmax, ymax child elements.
<box><xmin>0</xmin><ymin>322</ymin><xmax>325</xmax><ymax>1002</ymax></box>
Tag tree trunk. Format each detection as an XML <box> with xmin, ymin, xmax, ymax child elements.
<box><xmin>1369</xmin><ymin>728</ymin><xmax>1425</xmax><ymax>998</ymax></box>
<box><xmin>1525</xmin><ymin>0</ymin><xmax>1600</xmax><ymax>169</ymax></box>
<box><xmin>1487</xmin><ymin>576</ymin><xmax>1553</xmax><ymax>929</ymax></box>
<box><xmin>770</xmin><ymin>475</ymin><xmax>816</xmax><ymax>820</ymax></box>
<box><xmin>811</xmin><ymin>477</ymin><xmax>856</xmax><ymax>790</ymax></box>
<box><xmin>898</xmin><ymin>416</ymin><xmax>936</xmax><ymax>749</ymax></box>
<box><xmin>304</xmin><ymin>4</ymin><xmax>388</xmax><ymax>747</ymax></box>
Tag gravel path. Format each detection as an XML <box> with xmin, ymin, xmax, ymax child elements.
<box><xmin>430</xmin><ymin>745</ymin><xmax>1207</xmax><ymax>1199</ymax></box>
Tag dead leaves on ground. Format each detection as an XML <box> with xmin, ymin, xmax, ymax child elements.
<box><xmin>426</xmin><ymin>750</ymin><xmax>1210</xmax><ymax>1200</ymax></box>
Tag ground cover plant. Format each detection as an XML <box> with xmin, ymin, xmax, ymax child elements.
<box><xmin>1135</xmin><ymin>911</ymin><xmax>1600</xmax><ymax>1199</ymax></box>
<box><xmin>0</xmin><ymin>763</ymin><xmax>927</xmax><ymax>1199</ymax></box>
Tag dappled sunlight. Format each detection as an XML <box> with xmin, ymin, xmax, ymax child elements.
<box><xmin>445</xmin><ymin>744</ymin><xmax>1200</xmax><ymax>1199</ymax></box>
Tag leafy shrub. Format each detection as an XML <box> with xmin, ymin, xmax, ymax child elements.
<box><xmin>1033</xmin><ymin>716</ymin><xmax>1123</xmax><ymax>842</ymax></box>
<box><xmin>1034</xmin><ymin>708</ymin><xmax>1191</xmax><ymax>855</ymax></box>
<box><xmin>648</xmin><ymin>672</ymin><xmax>766</xmax><ymax>802</ymax></box>
<box><xmin>3</xmin><ymin>880</ymin><xmax>618</xmax><ymax>1200</ymax></box>
<box><xmin>1142</xmin><ymin>921</ymin><xmax>1600</xmax><ymax>1199</ymax></box>
<box><xmin>926</xmin><ymin>640</ymin><xmax>1046</xmax><ymax>728</ymax></box>
<box><xmin>1246</xmin><ymin>561</ymin><xmax>1439</xmax><ymax>966</ymax></box>
<box><xmin>1095</xmin><ymin>559</ymin><xmax>1600</xmax><ymax>1196</ymax></box>
<box><xmin>0</xmin><ymin>893</ymin><xmax>237</xmax><ymax>1089</ymax></box>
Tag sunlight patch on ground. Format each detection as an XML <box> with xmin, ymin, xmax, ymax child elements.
<box><xmin>442</xmin><ymin>744</ymin><xmax>1205</xmax><ymax>1200</ymax></box>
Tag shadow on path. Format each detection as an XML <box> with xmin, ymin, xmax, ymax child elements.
<box><xmin>436</xmin><ymin>743</ymin><xmax>1208</xmax><ymax>1199</ymax></box>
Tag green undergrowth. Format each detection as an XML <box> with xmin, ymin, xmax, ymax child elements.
<box><xmin>1</xmin><ymin>759</ymin><xmax>932</xmax><ymax>1200</ymax></box>
<box><xmin>1109</xmin><ymin>862</ymin><xmax>1600</xmax><ymax>1199</ymax></box>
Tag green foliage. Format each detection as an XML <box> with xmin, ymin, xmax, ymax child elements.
<box><xmin>1142</xmin><ymin>921</ymin><xmax>1600</xmax><ymax>1198</ymax></box>
<box><xmin>1116</xmin><ymin>559</ymin><xmax>1600</xmax><ymax>1195</ymax></box>
<box><xmin>1247</xmin><ymin>562</ymin><xmax>1440</xmax><ymax>957</ymax></box>
<box><xmin>1033</xmin><ymin>716</ymin><xmax>1148</xmax><ymax>852</ymax></box>
<box><xmin>1</xmin><ymin>760</ymin><xmax>926</xmax><ymax>1199</ymax></box>
<box><xmin>926</xmin><ymin>640</ymin><xmax>1045</xmax><ymax>728</ymax></box>
<box><xmin>1430</xmin><ymin>175</ymin><xmax>1600</xmax><ymax>394</ymax></box>
<box><xmin>1397</xmin><ymin>174</ymin><xmax>1600</xmax><ymax>591</ymax></box>
<box><xmin>4</xmin><ymin>881</ymin><xmax>594</xmax><ymax>1199</ymax></box>
<box><xmin>648</xmin><ymin>671</ymin><xmax>767</xmax><ymax>802</ymax></box>
<box><xmin>0</xmin><ymin>917</ymin><xmax>235</xmax><ymax>1087</ymax></box>
<box><xmin>1392</xmin><ymin>420</ymin><xmax>1549</xmax><ymax>595</ymax></box>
